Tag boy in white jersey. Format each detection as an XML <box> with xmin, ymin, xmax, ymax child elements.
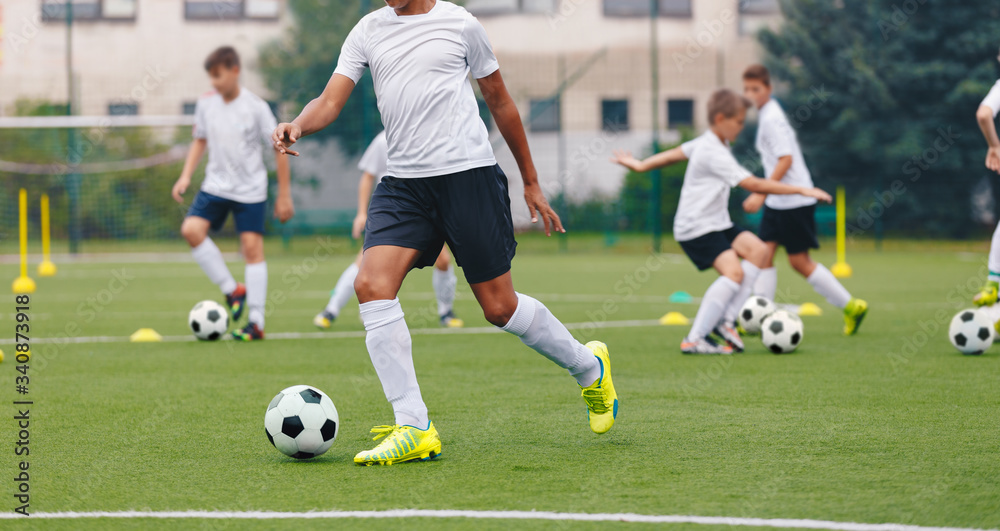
<box><xmin>973</xmin><ymin>48</ymin><xmax>1000</xmax><ymax>306</ymax></box>
<box><xmin>741</xmin><ymin>65</ymin><xmax>868</xmax><ymax>335</ymax></box>
<box><xmin>273</xmin><ymin>0</ymin><xmax>618</xmax><ymax>465</ymax></box>
<box><xmin>172</xmin><ymin>47</ymin><xmax>294</xmax><ymax>341</ymax></box>
<box><xmin>313</xmin><ymin>131</ymin><xmax>464</xmax><ymax>329</ymax></box>
<box><xmin>612</xmin><ymin>89</ymin><xmax>831</xmax><ymax>354</ymax></box>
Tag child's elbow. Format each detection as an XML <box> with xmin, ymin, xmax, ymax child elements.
<box><xmin>977</xmin><ymin>106</ymin><xmax>994</xmax><ymax>123</ymax></box>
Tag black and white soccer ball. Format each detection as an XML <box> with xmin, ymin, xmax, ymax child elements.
<box><xmin>948</xmin><ymin>309</ymin><xmax>993</xmax><ymax>355</ymax></box>
<box><xmin>738</xmin><ymin>296</ymin><xmax>776</xmax><ymax>335</ymax></box>
<box><xmin>188</xmin><ymin>300</ymin><xmax>229</xmax><ymax>341</ymax></box>
<box><xmin>265</xmin><ymin>385</ymin><xmax>339</xmax><ymax>459</ymax></box>
<box><xmin>760</xmin><ymin>309</ymin><xmax>804</xmax><ymax>354</ymax></box>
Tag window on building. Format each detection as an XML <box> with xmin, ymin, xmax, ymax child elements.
<box><xmin>42</xmin><ymin>1</ymin><xmax>138</xmax><ymax>21</ymax></box>
<box><xmin>465</xmin><ymin>0</ymin><xmax>557</xmax><ymax>16</ymax></box>
<box><xmin>529</xmin><ymin>98</ymin><xmax>560</xmax><ymax>132</ymax></box>
<box><xmin>667</xmin><ymin>98</ymin><xmax>694</xmax><ymax>128</ymax></box>
<box><xmin>603</xmin><ymin>0</ymin><xmax>692</xmax><ymax>18</ymax></box>
<box><xmin>108</xmin><ymin>102</ymin><xmax>138</xmax><ymax>115</ymax></box>
<box><xmin>184</xmin><ymin>0</ymin><xmax>280</xmax><ymax>20</ymax></box>
<box><xmin>739</xmin><ymin>0</ymin><xmax>780</xmax><ymax>14</ymax></box>
<box><xmin>601</xmin><ymin>99</ymin><xmax>629</xmax><ymax>131</ymax></box>
<box><xmin>182</xmin><ymin>102</ymin><xmax>198</xmax><ymax>115</ymax></box>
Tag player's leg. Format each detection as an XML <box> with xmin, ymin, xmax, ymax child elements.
<box><xmin>433</xmin><ymin>248</ymin><xmax>462</xmax><ymax>328</ymax></box>
<box><xmin>789</xmin><ymin>251</ymin><xmax>866</xmax><ymax>335</ymax></box>
<box><xmin>712</xmin><ymin>230</ymin><xmax>767</xmax><ymax>351</ymax></box>
<box><xmin>183</xmin><ymin>193</ymin><xmax>242</xmax><ymax>316</ymax></box>
<box><xmin>753</xmin><ymin>242</ymin><xmax>780</xmax><ymax>300</ymax></box>
<box><xmin>682</xmin><ymin>249</ymin><xmax>742</xmax><ymax>354</ymax></box>
<box><xmin>314</xmin><ymin>249</ymin><xmax>363</xmax><ymax>329</ymax></box>
<box><xmin>974</xmin><ymin>221</ymin><xmax>1000</xmax><ymax>306</ymax></box>
<box><xmin>231</xmin><ymin>200</ymin><xmax>268</xmax><ymax>341</ymax></box>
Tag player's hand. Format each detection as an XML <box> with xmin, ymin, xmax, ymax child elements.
<box><xmin>805</xmin><ymin>187</ymin><xmax>833</xmax><ymax>203</ymax></box>
<box><xmin>743</xmin><ymin>193</ymin><xmax>766</xmax><ymax>213</ymax></box>
<box><xmin>351</xmin><ymin>213</ymin><xmax>367</xmax><ymax>240</ymax></box>
<box><xmin>171</xmin><ymin>176</ymin><xmax>190</xmax><ymax>204</ymax></box>
<box><xmin>610</xmin><ymin>149</ymin><xmax>643</xmax><ymax>172</ymax></box>
<box><xmin>272</xmin><ymin>123</ymin><xmax>302</xmax><ymax>156</ymax></box>
<box><xmin>524</xmin><ymin>181</ymin><xmax>564</xmax><ymax>237</ymax></box>
<box><xmin>274</xmin><ymin>195</ymin><xmax>295</xmax><ymax>223</ymax></box>
<box><xmin>986</xmin><ymin>147</ymin><xmax>1000</xmax><ymax>174</ymax></box>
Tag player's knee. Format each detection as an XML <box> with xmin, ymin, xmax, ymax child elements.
<box><xmin>482</xmin><ymin>301</ymin><xmax>515</xmax><ymax>327</ymax></box>
<box><xmin>434</xmin><ymin>252</ymin><xmax>450</xmax><ymax>270</ymax></box>
<box><xmin>354</xmin><ymin>271</ymin><xmax>390</xmax><ymax>302</ymax></box>
<box><xmin>724</xmin><ymin>267</ymin><xmax>744</xmax><ymax>285</ymax></box>
<box><xmin>180</xmin><ymin>220</ymin><xmax>205</xmax><ymax>246</ymax></box>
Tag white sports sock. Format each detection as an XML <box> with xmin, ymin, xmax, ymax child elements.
<box><xmin>191</xmin><ymin>238</ymin><xmax>236</xmax><ymax>295</ymax></box>
<box><xmin>246</xmin><ymin>262</ymin><xmax>267</xmax><ymax>327</ymax></box>
<box><xmin>501</xmin><ymin>292</ymin><xmax>601</xmax><ymax>387</ymax></box>
<box><xmin>687</xmin><ymin>276</ymin><xmax>740</xmax><ymax>342</ymax></box>
<box><xmin>360</xmin><ymin>298</ymin><xmax>428</xmax><ymax>428</ymax></box>
<box><xmin>325</xmin><ymin>263</ymin><xmax>359</xmax><ymax>317</ymax></box>
<box><xmin>807</xmin><ymin>263</ymin><xmax>852</xmax><ymax>309</ymax></box>
<box><xmin>722</xmin><ymin>262</ymin><xmax>761</xmax><ymax>326</ymax></box>
<box><xmin>989</xmin><ymin>221</ymin><xmax>1000</xmax><ymax>283</ymax></box>
<box><xmin>753</xmin><ymin>266</ymin><xmax>777</xmax><ymax>301</ymax></box>
<box><xmin>432</xmin><ymin>265</ymin><xmax>457</xmax><ymax>317</ymax></box>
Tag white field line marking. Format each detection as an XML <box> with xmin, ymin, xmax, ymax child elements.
<box><xmin>0</xmin><ymin>509</ymin><xmax>993</xmax><ymax>531</ymax></box>
<box><xmin>0</xmin><ymin>319</ymin><xmax>663</xmax><ymax>345</ymax></box>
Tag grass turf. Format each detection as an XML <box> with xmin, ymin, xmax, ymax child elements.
<box><xmin>1</xmin><ymin>236</ymin><xmax>999</xmax><ymax>529</ymax></box>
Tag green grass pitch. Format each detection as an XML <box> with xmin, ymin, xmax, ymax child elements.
<box><xmin>1</xmin><ymin>235</ymin><xmax>998</xmax><ymax>530</ymax></box>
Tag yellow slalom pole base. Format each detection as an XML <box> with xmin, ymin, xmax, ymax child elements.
<box><xmin>830</xmin><ymin>262</ymin><xmax>853</xmax><ymax>279</ymax></box>
<box><xmin>12</xmin><ymin>276</ymin><xmax>36</xmax><ymax>294</ymax></box>
<box><xmin>38</xmin><ymin>260</ymin><xmax>58</xmax><ymax>277</ymax></box>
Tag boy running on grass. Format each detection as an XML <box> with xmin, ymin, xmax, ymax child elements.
<box><xmin>313</xmin><ymin>131</ymin><xmax>464</xmax><ymax>329</ymax></box>
<box><xmin>973</xmin><ymin>48</ymin><xmax>1000</xmax><ymax>306</ymax></box>
<box><xmin>742</xmin><ymin>65</ymin><xmax>867</xmax><ymax>335</ymax></box>
<box><xmin>612</xmin><ymin>89</ymin><xmax>831</xmax><ymax>354</ymax></box>
<box><xmin>172</xmin><ymin>46</ymin><xmax>294</xmax><ymax>341</ymax></box>
<box><xmin>274</xmin><ymin>0</ymin><xmax>618</xmax><ymax>465</ymax></box>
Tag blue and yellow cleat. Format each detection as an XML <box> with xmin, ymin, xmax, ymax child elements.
<box><xmin>440</xmin><ymin>310</ymin><xmax>464</xmax><ymax>328</ymax></box>
<box><xmin>313</xmin><ymin>311</ymin><xmax>335</xmax><ymax>329</ymax></box>
<box><xmin>354</xmin><ymin>423</ymin><xmax>442</xmax><ymax>466</ymax></box>
<box><xmin>581</xmin><ymin>341</ymin><xmax>618</xmax><ymax>434</ymax></box>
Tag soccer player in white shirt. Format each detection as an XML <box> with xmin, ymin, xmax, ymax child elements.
<box><xmin>313</xmin><ymin>131</ymin><xmax>464</xmax><ymax>329</ymax></box>
<box><xmin>273</xmin><ymin>0</ymin><xmax>618</xmax><ymax>465</ymax></box>
<box><xmin>612</xmin><ymin>89</ymin><xmax>831</xmax><ymax>354</ymax></box>
<box><xmin>172</xmin><ymin>47</ymin><xmax>295</xmax><ymax>341</ymax></box>
<box><xmin>742</xmin><ymin>65</ymin><xmax>868</xmax><ymax>335</ymax></box>
<box><xmin>973</xmin><ymin>49</ymin><xmax>1000</xmax><ymax>307</ymax></box>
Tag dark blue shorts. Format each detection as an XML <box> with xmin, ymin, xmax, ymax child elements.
<box><xmin>187</xmin><ymin>191</ymin><xmax>266</xmax><ymax>234</ymax></box>
<box><xmin>364</xmin><ymin>164</ymin><xmax>517</xmax><ymax>284</ymax></box>
<box><xmin>758</xmin><ymin>204</ymin><xmax>819</xmax><ymax>255</ymax></box>
<box><xmin>678</xmin><ymin>225</ymin><xmax>748</xmax><ymax>271</ymax></box>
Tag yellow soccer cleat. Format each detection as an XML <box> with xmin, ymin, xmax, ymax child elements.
<box><xmin>440</xmin><ymin>311</ymin><xmax>464</xmax><ymax>328</ymax></box>
<box><xmin>313</xmin><ymin>311</ymin><xmax>335</xmax><ymax>329</ymax></box>
<box><xmin>974</xmin><ymin>281</ymin><xmax>999</xmax><ymax>307</ymax></box>
<box><xmin>354</xmin><ymin>423</ymin><xmax>442</xmax><ymax>466</ymax></box>
<box><xmin>581</xmin><ymin>341</ymin><xmax>618</xmax><ymax>434</ymax></box>
<box><xmin>843</xmin><ymin>298</ymin><xmax>868</xmax><ymax>336</ymax></box>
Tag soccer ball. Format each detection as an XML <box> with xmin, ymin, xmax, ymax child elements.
<box><xmin>738</xmin><ymin>296</ymin><xmax>776</xmax><ymax>335</ymax></box>
<box><xmin>760</xmin><ymin>310</ymin><xmax>804</xmax><ymax>354</ymax></box>
<box><xmin>265</xmin><ymin>385</ymin><xmax>339</xmax><ymax>459</ymax></box>
<box><xmin>948</xmin><ymin>309</ymin><xmax>993</xmax><ymax>355</ymax></box>
<box><xmin>188</xmin><ymin>300</ymin><xmax>229</xmax><ymax>340</ymax></box>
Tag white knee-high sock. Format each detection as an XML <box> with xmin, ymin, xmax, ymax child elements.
<box><xmin>687</xmin><ymin>276</ymin><xmax>740</xmax><ymax>342</ymax></box>
<box><xmin>501</xmin><ymin>292</ymin><xmax>601</xmax><ymax>387</ymax></box>
<box><xmin>753</xmin><ymin>266</ymin><xmax>777</xmax><ymax>301</ymax></box>
<box><xmin>360</xmin><ymin>298</ymin><xmax>428</xmax><ymax>428</ymax></box>
<box><xmin>191</xmin><ymin>238</ymin><xmax>236</xmax><ymax>295</ymax></box>
<box><xmin>722</xmin><ymin>262</ymin><xmax>761</xmax><ymax>326</ymax></box>
<box><xmin>807</xmin><ymin>263</ymin><xmax>852</xmax><ymax>309</ymax></box>
<box><xmin>432</xmin><ymin>265</ymin><xmax>457</xmax><ymax>317</ymax></box>
<box><xmin>246</xmin><ymin>262</ymin><xmax>267</xmax><ymax>327</ymax></box>
<box><xmin>325</xmin><ymin>263</ymin><xmax>359</xmax><ymax>317</ymax></box>
<box><xmin>989</xmin><ymin>221</ymin><xmax>1000</xmax><ymax>283</ymax></box>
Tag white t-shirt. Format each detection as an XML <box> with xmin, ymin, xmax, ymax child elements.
<box><xmin>756</xmin><ymin>99</ymin><xmax>816</xmax><ymax>210</ymax></box>
<box><xmin>981</xmin><ymin>79</ymin><xmax>1000</xmax><ymax>117</ymax></box>
<box><xmin>358</xmin><ymin>131</ymin><xmax>389</xmax><ymax>183</ymax></box>
<box><xmin>193</xmin><ymin>88</ymin><xmax>277</xmax><ymax>203</ymax></box>
<box><xmin>674</xmin><ymin>131</ymin><xmax>752</xmax><ymax>242</ymax></box>
<box><xmin>334</xmin><ymin>1</ymin><xmax>498</xmax><ymax>178</ymax></box>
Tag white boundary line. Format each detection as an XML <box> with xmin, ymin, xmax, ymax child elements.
<box><xmin>0</xmin><ymin>509</ymin><xmax>993</xmax><ymax>530</ymax></box>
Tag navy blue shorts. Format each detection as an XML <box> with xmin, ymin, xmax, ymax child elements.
<box><xmin>758</xmin><ymin>204</ymin><xmax>819</xmax><ymax>255</ymax></box>
<box><xmin>187</xmin><ymin>191</ymin><xmax>266</xmax><ymax>234</ymax></box>
<box><xmin>678</xmin><ymin>226</ymin><xmax>748</xmax><ymax>271</ymax></box>
<box><xmin>364</xmin><ymin>164</ymin><xmax>517</xmax><ymax>284</ymax></box>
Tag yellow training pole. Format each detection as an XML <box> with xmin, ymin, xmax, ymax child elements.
<box><xmin>830</xmin><ymin>185</ymin><xmax>853</xmax><ymax>278</ymax></box>
<box><xmin>12</xmin><ymin>189</ymin><xmax>36</xmax><ymax>294</ymax></box>
<box><xmin>38</xmin><ymin>194</ymin><xmax>57</xmax><ymax>277</ymax></box>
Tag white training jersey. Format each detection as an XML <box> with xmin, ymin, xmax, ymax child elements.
<box><xmin>358</xmin><ymin>131</ymin><xmax>389</xmax><ymax>183</ymax></box>
<box><xmin>334</xmin><ymin>1</ymin><xmax>498</xmax><ymax>178</ymax></box>
<box><xmin>192</xmin><ymin>88</ymin><xmax>277</xmax><ymax>203</ymax></box>
<box><xmin>981</xmin><ymin>79</ymin><xmax>1000</xmax><ymax>118</ymax></box>
<box><xmin>756</xmin><ymin>99</ymin><xmax>816</xmax><ymax>210</ymax></box>
<box><xmin>674</xmin><ymin>130</ymin><xmax>752</xmax><ymax>242</ymax></box>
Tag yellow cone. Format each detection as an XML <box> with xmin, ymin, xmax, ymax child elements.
<box><xmin>0</xmin><ymin>349</ymin><xmax>4</xmax><ymax>363</ymax></box>
<box><xmin>659</xmin><ymin>311</ymin><xmax>691</xmax><ymax>326</ymax></box>
<box><xmin>798</xmin><ymin>302</ymin><xmax>823</xmax><ymax>316</ymax></box>
<box><xmin>130</xmin><ymin>328</ymin><xmax>163</xmax><ymax>342</ymax></box>
<box><xmin>831</xmin><ymin>262</ymin><xmax>852</xmax><ymax>278</ymax></box>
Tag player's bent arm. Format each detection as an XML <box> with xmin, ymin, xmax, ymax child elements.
<box><xmin>611</xmin><ymin>147</ymin><xmax>687</xmax><ymax>173</ymax></box>
<box><xmin>738</xmin><ymin>177</ymin><xmax>832</xmax><ymax>203</ymax></box>
<box><xmin>977</xmin><ymin>105</ymin><xmax>1000</xmax><ymax>148</ymax></box>
<box><xmin>274</xmin><ymin>74</ymin><xmax>356</xmax><ymax>155</ymax></box>
<box><xmin>273</xmin><ymin>149</ymin><xmax>295</xmax><ymax>223</ymax></box>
